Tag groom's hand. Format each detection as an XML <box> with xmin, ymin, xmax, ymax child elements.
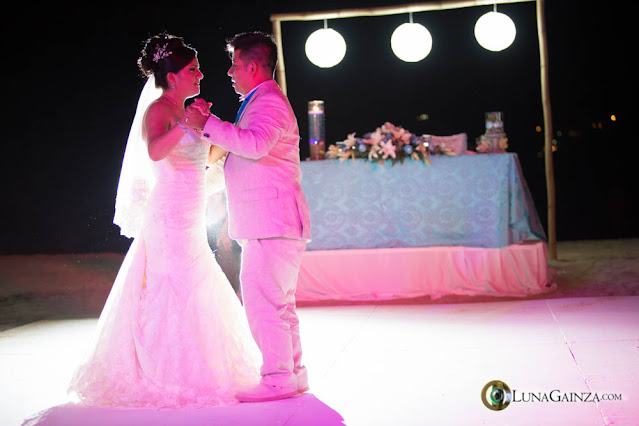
<box><xmin>183</xmin><ymin>99</ymin><xmax>210</xmax><ymax>130</ymax></box>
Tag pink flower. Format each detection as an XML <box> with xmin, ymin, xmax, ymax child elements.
<box><xmin>392</xmin><ymin>127</ymin><xmax>412</xmax><ymax>145</ymax></box>
<box><xmin>381</xmin><ymin>122</ymin><xmax>397</xmax><ymax>134</ymax></box>
<box><xmin>379</xmin><ymin>140</ymin><xmax>396</xmax><ymax>159</ymax></box>
<box><xmin>363</xmin><ymin>129</ymin><xmax>383</xmax><ymax>147</ymax></box>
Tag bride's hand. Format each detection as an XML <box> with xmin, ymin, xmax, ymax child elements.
<box><xmin>183</xmin><ymin>99</ymin><xmax>211</xmax><ymax>129</ymax></box>
<box><xmin>188</xmin><ymin>98</ymin><xmax>212</xmax><ymax>116</ymax></box>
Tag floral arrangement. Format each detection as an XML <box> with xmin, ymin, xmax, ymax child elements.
<box><xmin>325</xmin><ymin>122</ymin><xmax>466</xmax><ymax>165</ymax></box>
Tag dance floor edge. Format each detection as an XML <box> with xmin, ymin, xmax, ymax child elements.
<box><xmin>1</xmin><ymin>295</ymin><xmax>637</xmax><ymax>425</ymax></box>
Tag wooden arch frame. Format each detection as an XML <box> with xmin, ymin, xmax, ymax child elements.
<box><xmin>270</xmin><ymin>0</ymin><xmax>556</xmax><ymax>259</ymax></box>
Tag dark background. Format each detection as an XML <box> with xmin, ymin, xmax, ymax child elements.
<box><xmin>1</xmin><ymin>0</ymin><xmax>633</xmax><ymax>254</ymax></box>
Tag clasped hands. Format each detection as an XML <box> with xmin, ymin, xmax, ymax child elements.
<box><xmin>182</xmin><ymin>98</ymin><xmax>212</xmax><ymax>130</ymax></box>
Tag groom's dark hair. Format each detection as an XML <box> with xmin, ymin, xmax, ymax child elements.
<box><xmin>226</xmin><ymin>32</ymin><xmax>277</xmax><ymax>77</ymax></box>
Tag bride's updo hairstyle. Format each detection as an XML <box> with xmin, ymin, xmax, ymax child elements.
<box><xmin>138</xmin><ymin>33</ymin><xmax>198</xmax><ymax>89</ymax></box>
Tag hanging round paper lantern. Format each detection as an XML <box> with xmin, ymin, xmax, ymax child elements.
<box><xmin>474</xmin><ymin>11</ymin><xmax>516</xmax><ymax>52</ymax></box>
<box><xmin>391</xmin><ymin>22</ymin><xmax>433</xmax><ymax>62</ymax></box>
<box><xmin>305</xmin><ymin>28</ymin><xmax>347</xmax><ymax>68</ymax></box>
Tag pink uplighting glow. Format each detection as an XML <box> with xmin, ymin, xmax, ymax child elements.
<box><xmin>2</xmin><ymin>294</ymin><xmax>638</xmax><ymax>425</ymax></box>
<box><xmin>296</xmin><ymin>242</ymin><xmax>552</xmax><ymax>302</ymax></box>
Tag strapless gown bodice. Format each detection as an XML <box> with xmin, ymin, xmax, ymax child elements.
<box><xmin>144</xmin><ymin>130</ymin><xmax>214</xmax><ymax>269</ymax></box>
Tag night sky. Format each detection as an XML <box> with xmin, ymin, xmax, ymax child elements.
<box><xmin>2</xmin><ymin>0</ymin><xmax>633</xmax><ymax>254</ymax></box>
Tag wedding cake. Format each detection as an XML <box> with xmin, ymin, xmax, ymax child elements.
<box><xmin>476</xmin><ymin>112</ymin><xmax>508</xmax><ymax>153</ymax></box>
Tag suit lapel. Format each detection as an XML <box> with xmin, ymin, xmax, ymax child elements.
<box><xmin>236</xmin><ymin>80</ymin><xmax>276</xmax><ymax>126</ymax></box>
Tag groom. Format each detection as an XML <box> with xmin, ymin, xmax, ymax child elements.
<box><xmin>185</xmin><ymin>31</ymin><xmax>311</xmax><ymax>402</ymax></box>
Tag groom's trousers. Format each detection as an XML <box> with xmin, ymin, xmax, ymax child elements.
<box><xmin>239</xmin><ymin>238</ymin><xmax>307</xmax><ymax>389</ymax></box>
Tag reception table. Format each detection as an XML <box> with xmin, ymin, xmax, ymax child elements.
<box><xmin>296</xmin><ymin>154</ymin><xmax>553</xmax><ymax>302</ymax></box>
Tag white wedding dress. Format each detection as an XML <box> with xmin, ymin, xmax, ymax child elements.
<box><xmin>68</xmin><ymin>127</ymin><xmax>260</xmax><ymax>408</ymax></box>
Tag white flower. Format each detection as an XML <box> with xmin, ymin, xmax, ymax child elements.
<box><xmin>342</xmin><ymin>132</ymin><xmax>357</xmax><ymax>149</ymax></box>
<box><xmin>368</xmin><ymin>146</ymin><xmax>379</xmax><ymax>161</ymax></box>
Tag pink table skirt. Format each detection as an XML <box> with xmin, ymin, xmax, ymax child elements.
<box><xmin>296</xmin><ymin>241</ymin><xmax>554</xmax><ymax>302</ymax></box>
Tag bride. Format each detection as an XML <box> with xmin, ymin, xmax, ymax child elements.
<box><xmin>67</xmin><ymin>33</ymin><xmax>260</xmax><ymax>408</ymax></box>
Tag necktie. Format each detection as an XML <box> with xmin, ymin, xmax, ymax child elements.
<box><xmin>234</xmin><ymin>90</ymin><xmax>257</xmax><ymax>125</ymax></box>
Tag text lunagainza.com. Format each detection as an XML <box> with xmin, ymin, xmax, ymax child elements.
<box><xmin>512</xmin><ymin>390</ymin><xmax>622</xmax><ymax>403</ymax></box>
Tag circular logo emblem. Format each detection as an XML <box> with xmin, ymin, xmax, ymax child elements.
<box><xmin>481</xmin><ymin>380</ymin><xmax>512</xmax><ymax>411</ymax></box>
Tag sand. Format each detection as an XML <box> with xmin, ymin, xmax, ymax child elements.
<box><xmin>1</xmin><ymin>239</ymin><xmax>638</xmax><ymax>332</ymax></box>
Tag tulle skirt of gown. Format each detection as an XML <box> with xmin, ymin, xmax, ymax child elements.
<box><xmin>68</xmin><ymin>141</ymin><xmax>260</xmax><ymax>408</ymax></box>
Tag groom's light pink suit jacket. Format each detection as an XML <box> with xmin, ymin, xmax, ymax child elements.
<box><xmin>201</xmin><ymin>79</ymin><xmax>311</xmax><ymax>242</ymax></box>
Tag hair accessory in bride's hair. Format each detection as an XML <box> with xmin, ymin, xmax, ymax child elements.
<box><xmin>152</xmin><ymin>43</ymin><xmax>172</xmax><ymax>62</ymax></box>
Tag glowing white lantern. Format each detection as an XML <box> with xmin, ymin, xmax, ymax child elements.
<box><xmin>305</xmin><ymin>28</ymin><xmax>347</xmax><ymax>68</ymax></box>
<box><xmin>391</xmin><ymin>22</ymin><xmax>433</xmax><ymax>62</ymax></box>
<box><xmin>474</xmin><ymin>11</ymin><xmax>516</xmax><ymax>52</ymax></box>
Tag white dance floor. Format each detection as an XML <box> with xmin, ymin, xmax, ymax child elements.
<box><xmin>1</xmin><ymin>295</ymin><xmax>638</xmax><ymax>425</ymax></box>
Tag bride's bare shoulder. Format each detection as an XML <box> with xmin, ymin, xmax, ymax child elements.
<box><xmin>145</xmin><ymin>99</ymin><xmax>173</xmax><ymax>119</ymax></box>
<box><xmin>142</xmin><ymin>100</ymin><xmax>175</xmax><ymax>141</ymax></box>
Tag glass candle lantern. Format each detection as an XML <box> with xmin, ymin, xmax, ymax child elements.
<box><xmin>308</xmin><ymin>100</ymin><xmax>326</xmax><ymax>160</ymax></box>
